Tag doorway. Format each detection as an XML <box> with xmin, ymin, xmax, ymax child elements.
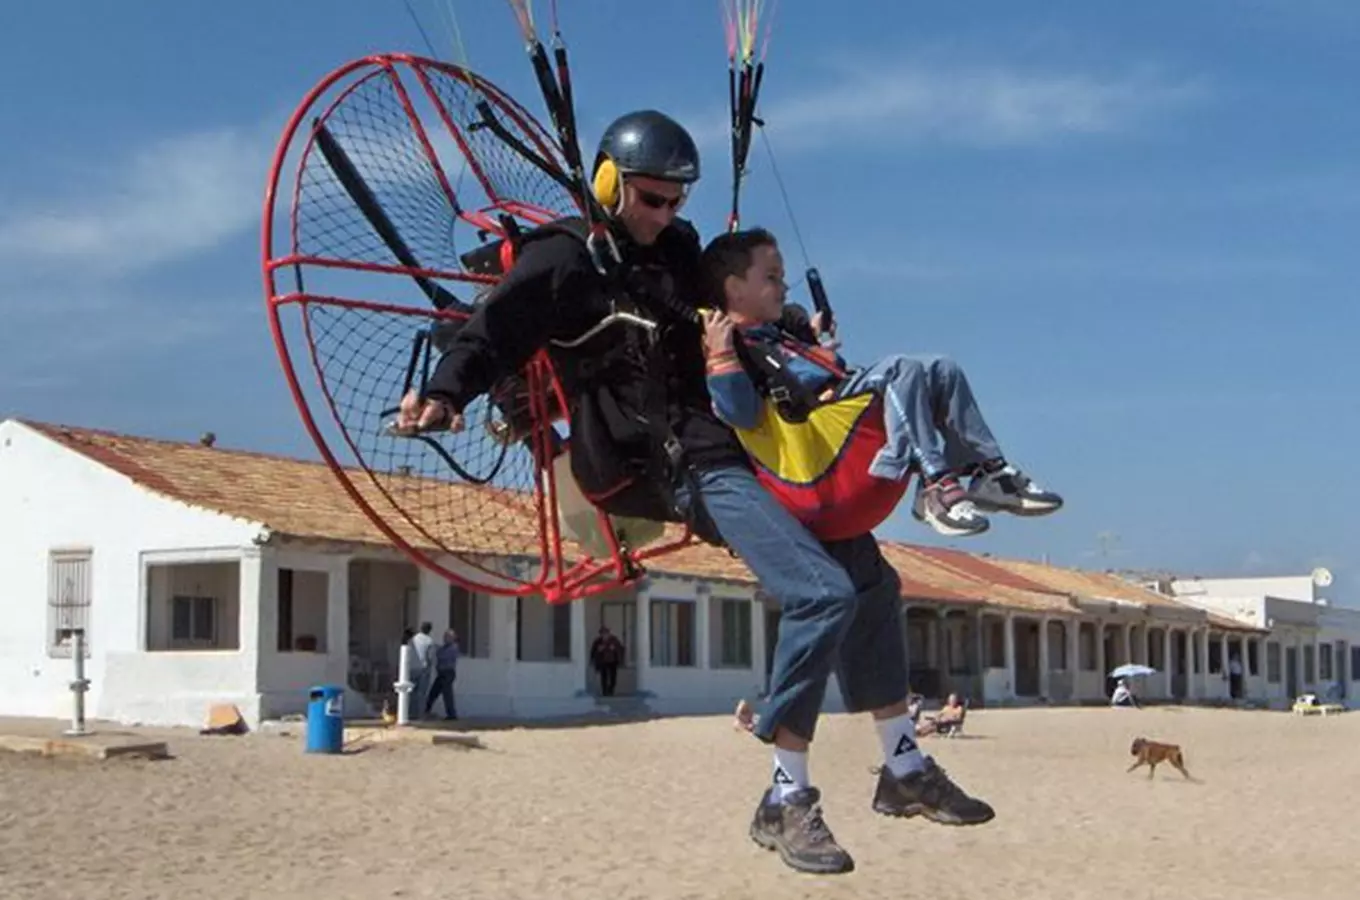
<box><xmin>596</xmin><ymin>600</ymin><xmax>638</xmax><ymax>696</ymax></box>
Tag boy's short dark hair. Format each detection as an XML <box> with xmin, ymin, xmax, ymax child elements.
<box><xmin>700</xmin><ymin>227</ymin><xmax>779</xmax><ymax>309</ymax></box>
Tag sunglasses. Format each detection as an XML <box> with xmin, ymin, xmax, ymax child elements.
<box><xmin>634</xmin><ymin>187</ymin><xmax>685</xmax><ymax>210</ymax></box>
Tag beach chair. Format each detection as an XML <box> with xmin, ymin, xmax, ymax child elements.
<box><xmin>932</xmin><ymin>700</ymin><xmax>969</xmax><ymax>738</ymax></box>
<box><xmin>1291</xmin><ymin>693</ymin><xmax>1345</xmax><ymax>716</ymax></box>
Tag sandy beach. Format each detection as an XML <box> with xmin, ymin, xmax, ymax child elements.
<box><xmin>1</xmin><ymin>705</ymin><xmax>1355</xmax><ymax>900</ymax></box>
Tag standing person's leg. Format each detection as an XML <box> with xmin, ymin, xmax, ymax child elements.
<box><xmin>677</xmin><ymin>464</ymin><xmax>859</xmax><ymax>875</ymax></box>
<box><xmin>441</xmin><ymin>671</ymin><xmax>457</xmax><ymax>718</ymax></box>
<box><xmin>424</xmin><ymin>670</ymin><xmax>446</xmax><ymax>716</ymax></box>
<box><xmin>409</xmin><ymin>667</ymin><xmax>427</xmax><ymax>717</ymax></box>
<box><xmin>825</xmin><ymin>533</ymin><xmax>994</xmax><ymax>825</ymax></box>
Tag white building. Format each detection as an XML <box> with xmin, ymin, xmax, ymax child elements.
<box><xmin>1168</xmin><ymin>573</ymin><xmax>1360</xmax><ymax>707</ymax></box>
<box><xmin>1</xmin><ymin>416</ymin><xmax>1289</xmax><ymax>731</ymax></box>
<box><xmin>965</xmin><ymin>558</ymin><xmax>1268</xmax><ymax>707</ymax></box>
<box><xmin>0</xmin><ymin>418</ymin><xmax>775</xmax><ymax>729</ymax></box>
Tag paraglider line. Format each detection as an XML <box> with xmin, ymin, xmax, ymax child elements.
<box><xmin>401</xmin><ymin>0</ymin><xmax>442</xmax><ymax>60</ymax></box>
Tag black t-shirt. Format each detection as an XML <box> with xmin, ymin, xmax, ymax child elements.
<box><xmin>423</xmin><ymin>219</ymin><xmax>751</xmax><ymax>472</ymax></box>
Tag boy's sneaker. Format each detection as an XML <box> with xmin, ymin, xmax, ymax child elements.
<box><xmin>870</xmin><ymin>758</ymin><xmax>996</xmax><ymax>825</ymax></box>
<box><xmin>749</xmin><ymin>787</ymin><xmax>855</xmax><ymax>875</ymax></box>
<box><xmin>912</xmin><ymin>476</ymin><xmax>990</xmax><ymax>537</ymax></box>
<box><xmin>968</xmin><ymin>462</ymin><xmax>1063</xmax><ymax>516</ymax></box>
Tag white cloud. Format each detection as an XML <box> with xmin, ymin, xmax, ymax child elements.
<box><xmin>689</xmin><ymin>60</ymin><xmax>1208</xmax><ymax>153</ymax></box>
<box><xmin>0</xmin><ymin>120</ymin><xmax>280</xmax><ymax>277</ymax></box>
<box><xmin>0</xmin><ymin>287</ymin><xmax>255</xmax><ymax>390</ymax></box>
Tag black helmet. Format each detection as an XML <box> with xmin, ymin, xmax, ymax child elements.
<box><xmin>594</xmin><ymin>109</ymin><xmax>701</xmax><ymax>184</ymax></box>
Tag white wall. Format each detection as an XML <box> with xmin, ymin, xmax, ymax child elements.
<box><xmin>637</xmin><ymin>579</ymin><xmax>773</xmax><ymax>715</ymax></box>
<box><xmin>255</xmin><ymin>546</ymin><xmax>353</xmax><ymax>720</ymax></box>
<box><xmin>0</xmin><ymin>422</ymin><xmax>261</xmax><ymax>726</ymax></box>
<box><xmin>1315</xmin><ymin>606</ymin><xmax>1360</xmax><ymax>706</ymax></box>
<box><xmin>145</xmin><ymin>561</ymin><xmax>241</xmax><ymax>651</ymax></box>
<box><xmin>461</xmin><ymin>594</ymin><xmax>594</xmax><ymax>718</ymax></box>
<box><xmin>1173</xmin><ymin>576</ymin><xmax>1317</xmax><ymax>605</ymax></box>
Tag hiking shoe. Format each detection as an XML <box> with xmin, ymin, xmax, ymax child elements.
<box><xmin>968</xmin><ymin>463</ymin><xmax>1063</xmax><ymax>516</ymax></box>
<box><xmin>871</xmin><ymin>758</ymin><xmax>996</xmax><ymax>825</ymax></box>
<box><xmin>912</xmin><ymin>477</ymin><xmax>990</xmax><ymax>537</ymax></box>
<box><xmin>749</xmin><ymin>787</ymin><xmax>855</xmax><ymax>875</ymax></box>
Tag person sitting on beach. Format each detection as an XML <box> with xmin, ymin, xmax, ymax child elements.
<box><xmin>927</xmin><ymin>694</ymin><xmax>967</xmax><ymax>736</ymax></box>
<box><xmin>698</xmin><ymin>227</ymin><xmax>1063</xmax><ymax>538</ymax></box>
<box><xmin>1111</xmin><ymin>678</ymin><xmax>1138</xmax><ymax>708</ymax></box>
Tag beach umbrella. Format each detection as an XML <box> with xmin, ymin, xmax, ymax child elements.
<box><xmin>1109</xmin><ymin>663</ymin><xmax>1157</xmax><ymax>679</ymax></box>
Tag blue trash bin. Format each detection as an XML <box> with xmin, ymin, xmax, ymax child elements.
<box><xmin>305</xmin><ymin>685</ymin><xmax>345</xmax><ymax>754</ymax></box>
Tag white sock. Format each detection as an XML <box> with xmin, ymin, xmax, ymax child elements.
<box><xmin>877</xmin><ymin>713</ymin><xmax>926</xmax><ymax>777</ymax></box>
<box><xmin>772</xmin><ymin>747</ymin><xmax>810</xmax><ymax>801</ymax></box>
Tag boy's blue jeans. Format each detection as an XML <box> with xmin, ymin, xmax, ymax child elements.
<box><xmin>836</xmin><ymin>353</ymin><xmax>1004</xmax><ymax>481</ymax></box>
<box><xmin>676</xmin><ymin>465</ymin><xmax>907</xmax><ymax>743</ymax></box>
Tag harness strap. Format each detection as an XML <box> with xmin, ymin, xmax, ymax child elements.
<box><xmin>733</xmin><ymin>332</ymin><xmax>834</xmax><ymax>425</ymax></box>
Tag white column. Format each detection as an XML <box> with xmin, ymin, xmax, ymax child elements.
<box><xmin>1003</xmin><ymin>613</ymin><xmax>1016</xmax><ymax>700</ymax></box>
<box><xmin>1161</xmin><ymin>628</ymin><xmax>1172</xmax><ymax>699</ymax></box>
<box><xmin>1220</xmin><ymin>634</ymin><xmax>1229</xmax><ymax>694</ymax></box>
<box><xmin>492</xmin><ymin>595</ymin><xmax>515</xmax><ymax>662</ymax></box>
<box><xmin>636</xmin><ymin>586</ymin><xmax>652</xmax><ymax>693</ymax></box>
<box><xmin>1199</xmin><ymin>629</ymin><xmax>1211</xmax><ymax>698</ymax></box>
<box><xmin>417</xmin><ymin>566</ymin><xmax>447</xmax><ymax>632</ymax></box>
<box><xmin>570</xmin><ymin>595</ymin><xmax>586</xmax><ymax>663</ymax></box>
<box><xmin>1123</xmin><ymin>623</ymin><xmax>1133</xmax><ymax>667</ymax></box>
<box><xmin>1095</xmin><ymin>619</ymin><xmax>1107</xmax><ymax>696</ymax></box>
<box><xmin>695</xmin><ymin>587</ymin><xmax>711</xmax><ymax>671</ymax></box>
<box><xmin>494</xmin><ymin>595</ymin><xmax>518</xmax><ymax>716</ymax></box>
<box><xmin>1294</xmin><ymin>635</ymin><xmax>1304</xmax><ymax>688</ymax></box>
<box><xmin>238</xmin><ymin>548</ymin><xmax>265</xmax><ymax>724</ymax></box>
<box><xmin>751</xmin><ymin>594</ymin><xmax>768</xmax><ymax>695</ymax></box>
<box><xmin>1038</xmin><ymin>617</ymin><xmax>1051</xmax><ymax>701</ymax></box>
<box><xmin>570</xmin><ymin>594</ymin><xmax>587</xmax><ymax>693</ymax></box>
<box><xmin>1067</xmin><ymin>619</ymin><xmax>1081</xmax><ymax>702</ymax></box>
<box><xmin>325</xmin><ymin>556</ymin><xmax>350</xmax><ymax>688</ymax></box>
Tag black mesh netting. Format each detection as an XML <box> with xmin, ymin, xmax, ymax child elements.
<box><xmin>266</xmin><ymin>56</ymin><xmax>600</xmax><ymax>586</ymax></box>
<box><xmin>301</xmin><ymin>299</ymin><xmax>556</xmax><ymax>566</ymax></box>
<box><xmin>290</xmin><ymin>61</ymin><xmax>577</xmax><ymax>276</ymax></box>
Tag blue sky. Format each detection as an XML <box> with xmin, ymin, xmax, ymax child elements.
<box><xmin>1</xmin><ymin>1</ymin><xmax>1356</xmax><ymax>600</ymax></box>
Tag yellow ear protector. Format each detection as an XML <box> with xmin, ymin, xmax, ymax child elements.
<box><xmin>591</xmin><ymin>156</ymin><xmax>622</xmax><ymax>213</ymax></box>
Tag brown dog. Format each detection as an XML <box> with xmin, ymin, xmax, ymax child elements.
<box><xmin>1127</xmin><ymin>737</ymin><xmax>1193</xmax><ymax>780</ymax></box>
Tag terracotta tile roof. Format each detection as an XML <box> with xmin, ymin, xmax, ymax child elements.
<box><xmin>983</xmin><ymin>558</ymin><xmax>1181</xmax><ymax>609</ymax></box>
<box><xmin>980</xmin><ymin>557</ymin><xmax>1267</xmax><ymax>632</ymax></box>
<box><xmin>637</xmin><ymin>530</ymin><xmax>757</xmax><ymax>586</ymax></box>
<box><xmin>880</xmin><ymin>543</ymin><xmax>1080</xmax><ymax>614</ymax></box>
<box><xmin>647</xmin><ymin>533</ymin><xmax>1075</xmax><ymax>611</ymax></box>
<box><xmin>18</xmin><ymin>419</ymin><xmax>549</xmax><ymax>560</ymax></box>
<box><xmin>907</xmin><ymin>545</ymin><xmax>1064</xmax><ymax>594</ymax></box>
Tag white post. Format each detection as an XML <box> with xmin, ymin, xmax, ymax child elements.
<box><xmin>395</xmin><ymin>644</ymin><xmax>413</xmax><ymax>726</ymax></box>
<box><xmin>65</xmin><ymin>630</ymin><xmax>90</xmax><ymax>737</ymax></box>
<box><xmin>1003</xmin><ymin>613</ymin><xmax>1016</xmax><ymax>700</ymax></box>
<box><xmin>1038</xmin><ymin>616</ymin><xmax>1051</xmax><ymax>702</ymax></box>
